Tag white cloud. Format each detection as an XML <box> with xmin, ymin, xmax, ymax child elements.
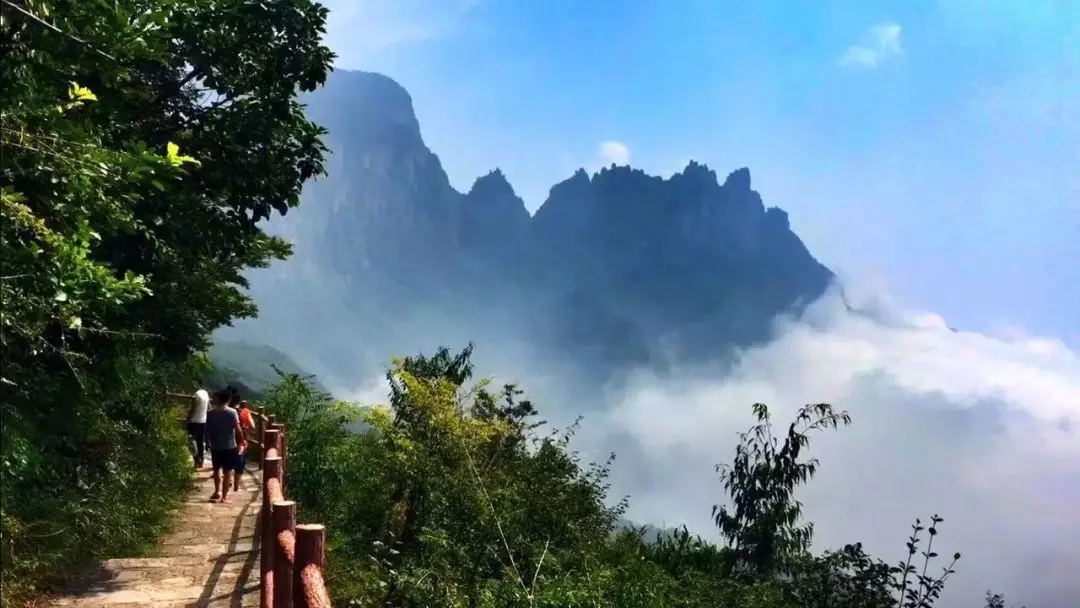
<box><xmin>310</xmin><ymin>275</ymin><xmax>1079</xmax><ymax>608</ymax></box>
<box><xmin>571</xmin><ymin>285</ymin><xmax>1080</xmax><ymax>608</ymax></box>
<box><xmin>599</xmin><ymin>140</ymin><xmax>632</xmax><ymax>166</ymax></box>
<box><xmin>839</xmin><ymin>22</ymin><xmax>904</xmax><ymax>68</ymax></box>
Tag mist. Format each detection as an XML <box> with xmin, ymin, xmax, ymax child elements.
<box><xmin>299</xmin><ymin>281</ymin><xmax>1079</xmax><ymax>608</ymax></box>
<box><xmin>218</xmin><ymin>105</ymin><xmax>1078</xmax><ymax>604</ymax></box>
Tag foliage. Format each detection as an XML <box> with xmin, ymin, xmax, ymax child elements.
<box><xmin>0</xmin><ymin>0</ymin><xmax>332</xmax><ymax>603</ymax></box>
<box><xmin>269</xmin><ymin>345</ymin><xmax>624</xmax><ymax>607</ymax></box>
<box><xmin>713</xmin><ymin>402</ymin><xmax>852</xmax><ymax>579</ymax></box>
<box><xmin>984</xmin><ymin>591</ymin><xmax>1026</xmax><ymax>608</ymax></box>
<box><xmin>259</xmin><ymin>345</ymin><xmax>999</xmax><ymax>608</ymax></box>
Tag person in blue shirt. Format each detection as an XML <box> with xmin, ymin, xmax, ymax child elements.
<box><xmin>205</xmin><ymin>390</ymin><xmax>243</xmax><ymax>503</ymax></box>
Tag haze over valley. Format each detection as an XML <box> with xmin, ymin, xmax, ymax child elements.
<box><xmin>217</xmin><ymin>65</ymin><xmax>1079</xmax><ymax>608</ymax></box>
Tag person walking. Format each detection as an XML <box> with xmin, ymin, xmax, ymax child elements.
<box><xmin>186</xmin><ymin>388</ymin><xmax>210</xmax><ymax>469</ymax></box>
<box><xmin>231</xmin><ymin>399</ymin><xmax>255</xmax><ymax>492</ymax></box>
<box><xmin>205</xmin><ymin>390</ymin><xmax>243</xmax><ymax>503</ymax></box>
<box><xmin>236</xmin><ymin>399</ymin><xmax>254</xmax><ymax>434</ymax></box>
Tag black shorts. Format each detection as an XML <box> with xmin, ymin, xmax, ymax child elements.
<box><xmin>210</xmin><ymin>448</ymin><xmax>239</xmax><ymax>472</ymax></box>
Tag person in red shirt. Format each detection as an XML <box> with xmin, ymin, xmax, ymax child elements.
<box><xmin>230</xmin><ymin>396</ymin><xmax>255</xmax><ymax>492</ymax></box>
<box><xmin>237</xmin><ymin>399</ymin><xmax>255</xmax><ymax>434</ymax></box>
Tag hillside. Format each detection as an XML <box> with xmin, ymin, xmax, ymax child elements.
<box><xmin>224</xmin><ymin>70</ymin><xmax>834</xmax><ymax>383</ymax></box>
<box><xmin>203</xmin><ymin>340</ymin><xmax>327</xmax><ymax>399</ymax></box>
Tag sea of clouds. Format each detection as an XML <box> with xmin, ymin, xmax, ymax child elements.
<box><xmin>582</xmin><ymin>285</ymin><xmax>1080</xmax><ymax>608</ymax></box>
<box><xmin>329</xmin><ymin>284</ymin><xmax>1079</xmax><ymax>608</ymax></box>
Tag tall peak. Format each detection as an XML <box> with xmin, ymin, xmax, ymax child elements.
<box><xmin>723</xmin><ymin>167</ymin><xmax>752</xmax><ymax>191</ymax></box>
<box><xmin>469</xmin><ymin>168</ymin><xmax>516</xmax><ymax>197</ymax></box>
<box><xmin>671</xmin><ymin>160</ymin><xmax>720</xmax><ymax>188</ymax></box>
<box><xmin>464</xmin><ymin>168</ymin><xmax>529</xmax><ymax>228</ymax></box>
<box><xmin>306</xmin><ymin>70</ymin><xmax>422</xmax><ymax>141</ymax></box>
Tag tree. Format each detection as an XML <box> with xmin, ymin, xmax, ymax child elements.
<box><xmin>265</xmin><ymin>346</ymin><xmax>625</xmax><ymax>608</ymax></box>
<box><xmin>711</xmin><ymin>404</ymin><xmax>963</xmax><ymax>608</ymax></box>
<box><xmin>2</xmin><ymin>0</ymin><xmax>333</xmax><ymax>373</ymax></box>
<box><xmin>249</xmin><ymin>347</ymin><xmax>981</xmax><ymax>608</ymax></box>
<box><xmin>712</xmin><ymin>402</ymin><xmax>851</xmax><ymax>578</ymax></box>
<box><xmin>0</xmin><ymin>0</ymin><xmax>333</xmax><ymax>601</ymax></box>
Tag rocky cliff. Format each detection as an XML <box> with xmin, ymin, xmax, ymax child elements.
<box><xmin>226</xmin><ymin>70</ymin><xmax>834</xmax><ymax>383</ymax></box>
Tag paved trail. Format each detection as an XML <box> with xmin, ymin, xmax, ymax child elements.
<box><xmin>50</xmin><ymin>466</ymin><xmax>262</xmax><ymax>608</ymax></box>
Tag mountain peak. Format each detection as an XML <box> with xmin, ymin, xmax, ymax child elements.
<box><xmin>463</xmin><ymin>168</ymin><xmax>530</xmax><ymax>231</ymax></box>
<box><xmin>308</xmin><ymin>70</ymin><xmax>422</xmax><ymax>142</ymax></box>
<box><xmin>468</xmin><ymin>168</ymin><xmax>517</xmax><ymax>198</ymax></box>
<box><xmin>670</xmin><ymin>160</ymin><xmax>720</xmax><ymax>189</ymax></box>
<box><xmin>723</xmin><ymin>167</ymin><xmax>752</xmax><ymax>191</ymax></box>
<box><xmin>280</xmin><ymin>70</ymin><xmax>835</xmax><ymax>378</ymax></box>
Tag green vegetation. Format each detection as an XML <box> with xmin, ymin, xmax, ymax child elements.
<box><xmin>260</xmin><ymin>345</ymin><xmax>1025</xmax><ymax>608</ymax></box>
<box><xmin>0</xmin><ymin>0</ymin><xmax>332</xmax><ymax>604</ymax></box>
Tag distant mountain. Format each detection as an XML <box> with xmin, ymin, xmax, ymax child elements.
<box><xmin>222</xmin><ymin>70</ymin><xmax>834</xmax><ymax>386</ymax></box>
<box><xmin>204</xmin><ymin>341</ymin><xmax>326</xmax><ymax>399</ymax></box>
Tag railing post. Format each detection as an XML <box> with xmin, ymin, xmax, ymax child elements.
<box><xmin>262</xmin><ymin>429</ymin><xmax>280</xmax><ymax>463</ymax></box>
<box><xmin>257</xmin><ymin>411</ymin><xmax>264</xmax><ymax>471</ymax></box>
<box><xmin>261</xmin><ymin>456</ymin><xmax>282</xmax><ymax>608</ymax></box>
<box><xmin>294</xmin><ymin>524</ymin><xmax>330</xmax><ymax>608</ymax></box>
<box><xmin>272</xmin><ymin>500</ymin><xmax>297</xmax><ymax>608</ymax></box>
<box><xmin>255</xmin><ymin>406</ymin><xmax>266</xmax><ymax>470</ymax></box>
<box><xmin>271</xmin><ymin>422</ymin><xmax>287</xmax><ymax>490</ymax></box>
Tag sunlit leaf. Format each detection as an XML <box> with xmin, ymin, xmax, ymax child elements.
<box><xmin>165</xmin><ymin>141</ymin><xmax>200</xmax><ymax>167</ymax></box>
<box><xmin>67</xmin><ymin>81</ymin><xmax>98</xmax><ymax>102</ymax></box>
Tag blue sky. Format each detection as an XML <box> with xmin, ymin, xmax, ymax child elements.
<box><xmin>315</xmin><ymin>0</ymin><xmax>1078</xmax><ymax>344</ymax></box>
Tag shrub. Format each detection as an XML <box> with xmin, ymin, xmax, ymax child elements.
<box><xmin>255</xmin><ymin>345</ymin><xmax>974</xmax><ymax>608</ymax></box>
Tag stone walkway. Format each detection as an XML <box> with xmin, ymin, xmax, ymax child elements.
<box><xmin>49</xmin><ymin>466</ymin><xmax>262</xmax><ymax>608</ymax></box>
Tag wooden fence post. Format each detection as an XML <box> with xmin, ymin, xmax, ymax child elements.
<box><xmin>273</xmin><ymin>500</ymin><xmax>297</xmax><ymax>608</ymax></box>
<box><xmin>261</xmin><ymin>456</ymin><xmax>282</xmax><ymax>608</ymax></box>
<box><xmin>255</xmin><ymin>406</ymin><xmax>266</xmax><ymax>470</ymax></box>
<box><xmin>263</xmin><ymin>429</ymin><xmax>280</xmax><ymax>461</ymax></box>
<box><xmin>271</xmin><ymin>422</ymin><xmax>287</xmax><ymax>490</ymax></box>
<box><xmin>250</xmin><ymin>407</ymin><xmax>334</xmax><ymax>605</ymax></box>
<box><xmin>294</xmin><ymin>525</ymin><xmax>329</xmax><ymax>608</ymax></box>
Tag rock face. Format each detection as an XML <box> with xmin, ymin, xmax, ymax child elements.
<box><xmin>232</xmin><ymin>70</ymin><xmax>834</xmax><ymax>382</ymax></box>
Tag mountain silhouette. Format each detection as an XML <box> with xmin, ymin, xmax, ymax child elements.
<box><xmin>224</xmin><ymin>70</ymin><xmax>834</xmax><ymax>385</ymax></box>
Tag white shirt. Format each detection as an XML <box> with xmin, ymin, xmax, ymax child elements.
<box><xmin>189</xmin><ymin>389</ymin><xmax>210</xmax><ymax>423</ymax></box>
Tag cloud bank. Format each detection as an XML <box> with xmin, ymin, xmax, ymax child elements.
<box><xmin>839</xmin><ymin>22</ymin><xmax>904</xmax><ymax>68</ymax></box>
<box><xmin>568</xmin><ymin>285</ymin><xmax>1080</xmax><ymax>608</ymax></box>
<box><xmin>314</xmin><ymin>273</ymin><xmax>1078</xmax><ymax>608</ymax></box>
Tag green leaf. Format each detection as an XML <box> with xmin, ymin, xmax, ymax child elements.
<box><xmin>165</xmin><ymin>142</ymin><xmax>200</xmax><ymax>167</ymax></box>
<box><xmin>67</xmin><ymin>81</ymin><xmax>98</xmax><ymax>102</ymax></box>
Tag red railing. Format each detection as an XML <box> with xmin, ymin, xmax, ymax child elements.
<box><xmin>250</xmin><ymin>407</ymin><xmax>333</xmax><ymax>608</ymax></box>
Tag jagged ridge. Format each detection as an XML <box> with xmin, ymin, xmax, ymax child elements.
<box><xmin>241</xmin><ymin>70</ymin><xmax>835</xmax><ymax>379</ymax></box>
